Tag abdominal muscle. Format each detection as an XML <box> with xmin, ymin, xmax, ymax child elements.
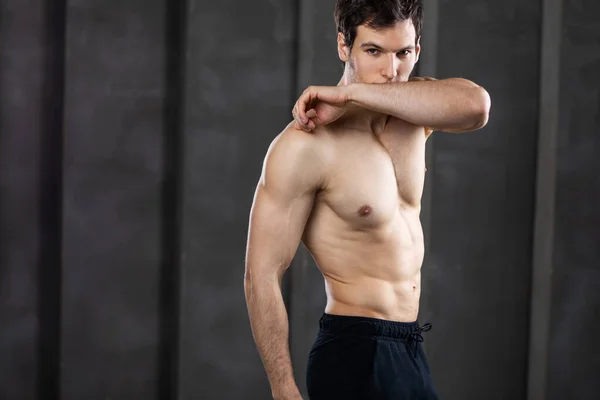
<box><xmin>302</xmin><ymin>205</ymin><xmax>425</xmax><ymax>323</ymax></box>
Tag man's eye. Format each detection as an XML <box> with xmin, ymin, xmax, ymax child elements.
<box><xmin>397</xmin><ymin>50</ymin><xmax>411</xmax><ymax>57</ymax></box>
<box><xmin>367</xmin><ymin>49</ymin><xmax>379</xmax><ymax>55</ymax></box>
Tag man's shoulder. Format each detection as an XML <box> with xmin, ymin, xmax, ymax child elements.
<box><xmin>266</xmin><ymin>122</ymin><xmax>333</xmax><ymax>163</ymax></box>
<box><xmin>260</xmin><ymin>122</ymin><xmax>332</xmax><ymax>191</ymax></box>
<box><xmin>275</xmin><ymin>121</ymin><xmax>332</xmax><ymax>144</ymax></box>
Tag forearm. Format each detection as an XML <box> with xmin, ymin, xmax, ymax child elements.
<box><xmin>347</xmin><ymin>78</ymin><xmax>491</xmax><ymax>132</ymax></box>
<box><xmin>245</xmin><ymin>276</ymin><xmax>298</xmax><ymax>396</ymax></box>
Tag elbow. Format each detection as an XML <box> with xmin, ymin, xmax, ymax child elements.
<box><xmin>469</xmin><ymin>87</ymin><xmax>491</xmax><ymax>130</ymax></box>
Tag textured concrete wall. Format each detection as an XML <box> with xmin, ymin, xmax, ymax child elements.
<box><xmin>0</xmin><ymin>0</ymin><xmax>598</xmax><ymax>399</ymax></box>
<box><xmin>177</xmin><ymin>1</ymin><xmax>298</xmax><ymax>398</ymax></box>
<box><xmin>547</xmin><ymin>0</ymin><xmax>600</xmax><ymax>398</ymax></box>
<box><xmin>420</xmin><ymin>0</ymin><xmax>542</xmax><ymax>399</ymax></box>
<box><xmin>60</xmin><ymin>0</ymin><xmax>166</xmax><ymax>398</ymax></box>
<box><xmin>0</xmin><ymin>1</ymin><xmax>46</xmax><ymax>398</ymax></box>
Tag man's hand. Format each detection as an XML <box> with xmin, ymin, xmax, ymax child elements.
<box><xmin>292</xmin><ymin>85</ymin><xmax>349</xmax><ymax>132</ymax></box>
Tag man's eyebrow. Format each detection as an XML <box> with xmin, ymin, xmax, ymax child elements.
<box><xmin>360</xmin><ymin>42</ymin><xmax>384</xmax><ymax>49</ymax></box>
<box><xmin>359</xmin><ymin>42</ymin><xmax>416</xmax><ymax>51</ymax></box>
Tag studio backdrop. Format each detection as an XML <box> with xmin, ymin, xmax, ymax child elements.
<box><xmin>0</xmin><ymin>0</ymin><xmax>598</xmax><ymax>399</ymax></box>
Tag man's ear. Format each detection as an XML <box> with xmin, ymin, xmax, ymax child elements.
<box><xmin>414</xmin><ymin>36</ymin><xmax>421</xmax><ymax>64</ymax></box>
<box><xmin>337</xmin><ymin>32</ymin><xmax>350</xmax><ymax>63</ymax></box>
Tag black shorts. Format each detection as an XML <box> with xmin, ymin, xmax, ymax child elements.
<box><xmin>306</xmin><ymin>313</ymin><xmax>439</xmax><ymax>400</ymax></box>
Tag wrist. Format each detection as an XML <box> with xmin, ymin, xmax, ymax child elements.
<box><xmin>270</xmin><ymin>375</ymin><xmax>297</xmax><ymax>391</ymax></box>
<box><xmin>343</xmin><ymin>83</ymin><xmax>362</xmax><ymax>106</ymax></box>
<box><xmin>272</xmin><ymin>383</ymin><xmax>301</xmax><ymax>399</ymax></box>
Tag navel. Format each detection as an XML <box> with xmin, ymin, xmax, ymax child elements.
<box><xmin>358</xmin><ymin>205</ymin><xmax>373</xmax><ymax>217</ymax></box>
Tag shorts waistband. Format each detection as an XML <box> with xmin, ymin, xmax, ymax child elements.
<box><xmin>318</xmin><ymin>313</ymin><xmax>431</xmax><ymax>340</ymax></box>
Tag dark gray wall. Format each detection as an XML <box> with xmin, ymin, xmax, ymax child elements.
<box><xmin>0</xmin><ymin>1</ymin><xmax>46</xmax><ymax>399</ymax></box>
<box><xmin>177</xmin><ymin>1</ymin><xmax>298</xmax><ymax>399</ymax></box>
<box><xmin>61</xmin><ymin>0</ymin><xmax>166</xmax><ymax>398</ymax></box>
<box><xmin>0</xmin><ymin>0</ymin><xmax>599</xmax><ymax>400</ymax></box>
<box><xmin>547</xmin><ymin>0</ymin><xmax>600</xmax><ymax>399</ymax></box>
<box><xmin>420</xmin><ymin>0</ymin><xmax>542</xmax><ymax>399</ymax></box>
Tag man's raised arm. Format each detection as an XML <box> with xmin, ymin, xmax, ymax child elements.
<box><xmin>244</xmin><ymin>127</ymin><xmax>326</xmax><ymax>400</ymax></box>
<box><xmin>346</xmin><ymin>77</ymin><xmax>491</xmax><ymax>133</ymax></box>
<box><xmin>292</xmin><ymin>78</ymin><xmax>491</xmax><ymax>134</ymax></box>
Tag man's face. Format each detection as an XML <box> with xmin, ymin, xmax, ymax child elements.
<box><xmin>338</xmin><ymin>20</ymin><xmax>421</xmax><ymax>84</ymax></box>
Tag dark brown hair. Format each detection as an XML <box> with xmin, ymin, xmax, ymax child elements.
<box><xmin>334</xmin><ymin>0</ymin><xmax>423</xmax><ymax>50</ymax></box>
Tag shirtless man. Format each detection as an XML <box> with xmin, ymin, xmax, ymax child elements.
<box><xmin>244</xmin><ymin>0</ymin><xmax>491</xmax><ymax>399</ymax></box>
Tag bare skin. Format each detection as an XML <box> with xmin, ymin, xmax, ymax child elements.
<box><xmin>302</xmin><ymin>113</ymin><xmax>429</xmax><ymax>322</ymax></box>
<box><xmin>245</xmin><ymin>20</ymin><xmax>491</xmax><ymax>400</ymax></box>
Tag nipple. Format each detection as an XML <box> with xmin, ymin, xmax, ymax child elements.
<box><xmin>358</xmin><ymin>205</ymin><xmax>373</xmax><ymax>217</ymax></box>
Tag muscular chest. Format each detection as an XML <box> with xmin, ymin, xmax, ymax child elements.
<box><xmin>322</xmin><ymin>128</ymin><xmax>427</xmax><ymax>228</ymax></box>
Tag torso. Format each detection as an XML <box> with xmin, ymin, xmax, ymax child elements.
<box><xmin>302</xmin><ymin>115</ymin><xmax>429</xmax><ymax>322</ymax></box>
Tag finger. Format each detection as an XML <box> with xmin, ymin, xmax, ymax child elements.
<box><xmin>294</xmin><ymin>118</ymin><xmax>307</xmax><ymax>131</ymax></box>
<box><xmin>293</xmin><ymin>101</ymin><xmax>303</xmax><ymax>126</ymax></box>
<box><xmin>306</xmin><ymin>97</ymin><xmax>318</xmax><ymax>114</ymax></box>
<box><xmin>301</xmin><ymin>109</ymin><xmax>317</xmax><ymax>132</ymax></box>
<box><xmin>294</xmin><ymin>113</ymin><xmax>310</xmax><ymax>132</ymax></box>
<box><xmin>298</xmin><ymin>91</ymin><xmax>312</xmax><ymax>125</ymax></box>
<box><xmin>306</xmin><ymin>109</ymin><xmax>317</xmax><ymax>119</ymax></box>
<box><xmin>293</xmin><ymin>104</ymin><xmax>304</xmax><ymax>129</ymax></box>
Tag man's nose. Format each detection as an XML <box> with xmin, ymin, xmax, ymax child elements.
<box><xmin>382</xmin><ymin>55</ymin><xmax>399</xmax><ymax>80</ymax></box>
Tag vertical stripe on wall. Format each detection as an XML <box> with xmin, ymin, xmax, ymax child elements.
<box><xmin>527</xmin><ymin>0</ymin><xmax>563</xmax><ymax>398</ymax></box>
